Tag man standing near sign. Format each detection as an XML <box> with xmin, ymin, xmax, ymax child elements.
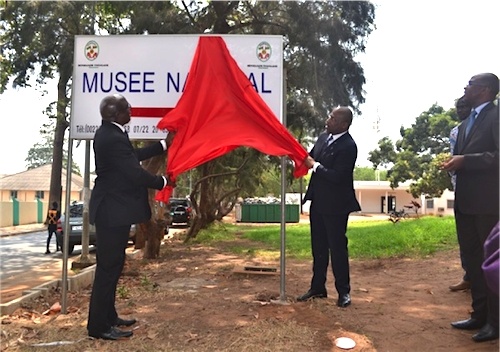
<box><xmin>298</xmin><ymin>106</ymin><xmax>361</xmax><ymax>308</ymax></box>
<box><xmin>87</xmin><ymin>94</ymin><xmax>175</xmax><ymax>340</ymax></box>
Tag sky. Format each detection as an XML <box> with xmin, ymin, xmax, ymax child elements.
<box><xmin>0</xmin><ymin>0</ymin><xmax>498</xmax><ymax>175</ymax></box>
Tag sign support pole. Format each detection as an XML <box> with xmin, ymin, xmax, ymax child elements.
<box><xmin>61</xmin><ymin>137</ymin><xmax>74</xmax><ymax>314</ymax></box>
<box><xmin>279</xmin><ymin>66</ymin><xmax>287</xmax><ymax>303</ymax></box>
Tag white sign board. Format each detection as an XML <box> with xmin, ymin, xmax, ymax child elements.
<box><xmin>71</xmin><ymin>35</ymin><xmax>283</xmax><ymax>140</ymax></box>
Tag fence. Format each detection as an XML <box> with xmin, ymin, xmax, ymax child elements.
<box><xmin>0</xmin><ymin>199</ymin><xmax>49</xmax><ymax>227</ymax></box>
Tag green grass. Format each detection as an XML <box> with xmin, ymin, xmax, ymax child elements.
<box><xmin>194</xmin><ymin>216</ymin><xmax>458</xmax><ymax>260</ymax></box>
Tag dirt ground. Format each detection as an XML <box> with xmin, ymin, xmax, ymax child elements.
<box><xmin>1</xmin><ymin>219</ymin><xmax>499</xmax><ymax>352</ymax></box>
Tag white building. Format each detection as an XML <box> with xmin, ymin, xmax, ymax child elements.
<box><xmin>298</xmin><ymin>180</ymin><xmax>454</xmax><ymax>216</ymax></box>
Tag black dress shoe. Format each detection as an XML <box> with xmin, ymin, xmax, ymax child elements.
<box><xmin>472</xmin><ymin>324</ymin><xmax>499</xmax><ymax>342</ymax></box>
<box><xmin>451</xmin><ymin>318</ymin><xmax>486</xmax><ymax>330</ymax></box>
<box><xmin>296</xmin><ymin>289</ymin><xmax>327</xmax><ymax>302</ymax></box>
<box><xmin>89</xmin><ymin>326</ymin><xmax>133</xmax><ymax>340</ymax></box>
<box><xmin>116</xmin><ymin>317</ymin><xmax>137</xmax><ymax>327</ymax></box>
<box><xmin>337</xmin><ymin>293</ymin><xmax>351</xmax><ymax>308</ymax></box>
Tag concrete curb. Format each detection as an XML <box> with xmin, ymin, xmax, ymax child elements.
<box><xmin>0</xmin><ymin>249</ymin><xmax>142</xmax><ymax>316</ymax></box>
<box><xmin>0</xmin><ymin>226</ymin><xmax>46</xmax><ymax>238</ymax></box>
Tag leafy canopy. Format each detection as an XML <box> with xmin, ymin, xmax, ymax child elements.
<box><xmin>368</xmin><ymin>103</ymin><xmax>460</xmax><ymax>197</ymax></box>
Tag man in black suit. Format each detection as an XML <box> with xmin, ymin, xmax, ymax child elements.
<box><xmin>87</xmin><ymin>94</ymin><xmax>175</xmax><ymax>340</ymax></box>
<box><xmin>297</xmin><ymin>106</ymin><xmax>361</xmax><ymax>308</ymax></box>
<box><xmin>442</xmin><ymin>73</ymin><xmax>499</xmax><ymax>342</ymax></box>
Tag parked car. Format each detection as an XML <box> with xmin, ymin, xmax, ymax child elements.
<box><xmin>168</xmin><ymin>198</ymin><xmax>193</xmax><ymax>226</ymax></box>
<box><xmin>57</xmin><ymin>202</ymin><xmax>138</xmax><ymax>253</ymax></box>
<box><xmin>56</xmin><ymin>202</ymin><xmax>96</xmax><ymax>255</ymax></box>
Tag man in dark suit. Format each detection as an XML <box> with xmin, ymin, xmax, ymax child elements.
<box><xmin>442</xmin><ymin>73</ymin><xmax>499</xmax><ymax>342</ymax></box>
<box><xmin>297</xmin><ymin>106</ymin><xmax>361</xmax><ymax>308</ymax></box>
<box><xmin>87</xmin><ymin>94</ymin><xmax>175</xmax><ymax>340</ymax></box>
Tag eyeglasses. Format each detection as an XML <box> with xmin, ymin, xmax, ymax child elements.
<box><xmin>467</xmin><ymin>81</ymin><xmax>487</xmax><ymax>87</ymax></box>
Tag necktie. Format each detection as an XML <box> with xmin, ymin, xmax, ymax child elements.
<box><xmin>326</xmin><ymin>134</ymin><xmax>333</xmax><ymax>146</ymax></box>
<box><xmin>465</xmin><ymin>110</ymin><xmax>477</xmax><ymax>138</ymax></box>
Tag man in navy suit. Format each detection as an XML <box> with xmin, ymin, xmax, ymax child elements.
<box><xmin>443</xmin><ymin>73</ymin><xmax>499</xmax><ymax>342</ymax></box>
<box><xmin>87</xmin><ymin>94</ymin><xmax>175</xmax><ymax>340</ymax></box>
<box><xmin>298</xmin><ymin>106</ymin><xmax>361</xmax><ymax>308</ymax></box>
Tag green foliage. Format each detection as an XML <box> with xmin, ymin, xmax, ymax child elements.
<box><xmin>353</xmin><ymin>166</ymin><xmax>387</xmax><ymax>181</ymax></box>
<box><xmin>122</xmin><ymin>1</ymin><xmax>375</xmax><ymax>135</ymax></box>
<box><xmin>409</xmin><ymin>153</ymin><xmax>452</xmax><ymax>198</ymax></box>
<box><xmin>194</xmin><ymin>216</ymin><xmax>458</xmax><ymax>260</ymax></box>
<box><xmin>1</xmin><ymin>1</ymin><xmax>131</xmax><ymax>205</ymax></box>
<box><xmin>116</xmin><ymin>286</ymin><xmax>130</xmax><ymax>299</ymax></box>
<box><xmin>368</xmin><ymin>136</ymin><xmax>397</xmax><ymax>169</ymax></box>
<box><xmin>368</xmin><ymin>104</ymin><xmax>459</xmax><ymax>197</ymax></box>
<box><xmin>25</xmin><ymin>120</ymin><xmax>81</xmax><ymax>175</ymax></box>
<box><xmin>2</xmin><ymin>1</ymin><xmax>375</xmax><ymax>237</ymax></box>
<box><xmin>139</xmin><ymin>275</ymin><xmax>158</xmax><ymax>291</ymax></box>
<box><xmin>192</xmin><ymin>222</ymin><xmax>236</xmax><ymax>244</ymax></box>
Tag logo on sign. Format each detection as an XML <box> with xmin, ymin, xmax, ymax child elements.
<box><xmin>85</xmin><ymin>41</ymin><xmax>99</xmax><ymax>61</ymax></box>
<box><xmin>256</xmin><ymin>42</ymin><xmax>271</xmax><ymax>62</ymax></box>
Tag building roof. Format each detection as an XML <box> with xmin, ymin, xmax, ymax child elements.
<box><xmin>0</xmin><ymin>164</ymin><xmax>87</xmax><ymax>191</ymax></box>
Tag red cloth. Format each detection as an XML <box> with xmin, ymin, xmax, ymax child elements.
<box><xmin>155</xmin><ymin>36</ymin><xmax>309</xmax><ymax>202</ymax></box>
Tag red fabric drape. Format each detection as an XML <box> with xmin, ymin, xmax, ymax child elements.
<box><xmin>155</xmin><ymin>36</ymin><xmax>309</xmax><ymax>202</ymax></box>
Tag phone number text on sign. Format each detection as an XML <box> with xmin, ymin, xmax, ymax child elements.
<box><xmin>74</xmin><ymin>121</ymin><xmax>168</xmax><ymax>136</ymax></box>
<box><xmin>125</xmin><ymin>123</ymin><xmax>168</xmax><ymax>135</ymax></box>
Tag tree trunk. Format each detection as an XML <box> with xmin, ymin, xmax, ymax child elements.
<box><xmin>136</xmin><ymin>142</ymin><xmax>166</xmax><ymax>259</ymax></box>
<box><xmin>48</xmin><ymin>57</ymin><xmax>71</xmax><ymax>208</ymax></box>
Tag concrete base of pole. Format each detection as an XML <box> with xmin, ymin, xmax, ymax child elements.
<box><xmin>71</xmin><ymin>255</ymin><xmax>96</xmax><ymax>270</ymax></box>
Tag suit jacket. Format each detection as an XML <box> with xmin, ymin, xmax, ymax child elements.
<box><xmin>454</xmin><ymin>102</ymin><xmax>499</xmax><ymax>215</ymax></box>
<box><xmin>303</xmin><ymin>132</ymin><xmax>361</xmax><ymax>214</ymax></box>
<box><xmin>89</xmin><ymin>121</ymin><xmax>165</xmax><ymax>227</ymax></box>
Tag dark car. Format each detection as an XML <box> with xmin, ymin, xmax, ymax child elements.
<box><xmin>168</xmin><ymin>198</ymin><xmax>193</xmax><ymax>226</ymax></box>
<box><xmin>56</xmin><ymin>202</ymin><xmax>97</xmax><ymax>255</ymax></box>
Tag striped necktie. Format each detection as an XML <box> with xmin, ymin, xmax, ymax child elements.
<box><xmin>326</xmin><ymin>134</ymin><xmax>333</xmax><ymax>146</ymax></box>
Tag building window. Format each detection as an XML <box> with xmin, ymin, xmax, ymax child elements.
<box><xmin>447</xmin><ymin>199</ymin><xmax>454</xmax><ymax>209</ymax></box>
<box><xmin>10</xmin><ymin>190</ymin><xmax>18</xmax><ymax>199</ymax></box>
<box><xmin>426</xmin><ymin>199</ymin><xmax>434</xmax><ymax>209</ymax></box>
<box><xmin>35</xmin><ymin>191</ymin><xmax>45</xmax><ymax>199</ymax></box>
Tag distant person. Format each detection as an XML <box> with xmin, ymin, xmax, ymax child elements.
<box><xmin>448</xmin><ymin>96</ymin><xmax>472</xmax><ymax>292</ymax></box>
<box><xmin>44</xmin><ymin>201</ymin><xmax>61</xmax><ymax>254</ymax></box>
<box><xmin>442</xmin><ymin>73</ymin><xmax>499</xmax><ymax>343</ymax></box>
<box><xmin>87</xmin><ymin>94</ymin><xmax>176</xmax><ymax>341</ymax></box>
<box><xmin>297</xmin><ymin>106</ymin><xmax>361</xmax><ymax>308</ymax></box>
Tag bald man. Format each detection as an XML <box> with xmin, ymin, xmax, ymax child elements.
<box><xmin>298</xmin><ymin>106</ymin><xmax>361</xmax><ymax>308</ymax></box>
<box><xmin>87</xmin><ymin>94</ymin><xmax>175</xmax><ymax>340</ymax></box>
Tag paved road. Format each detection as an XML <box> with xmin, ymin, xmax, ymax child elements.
<box><xmin>0</xmin><ymin>226</ymin><xmax>186</xmax><ymax>303</ymax></box>
<box><xmin>0</xmin><ymin>230</ymin><xmax>94</xmax><ymax>281</ymax></box>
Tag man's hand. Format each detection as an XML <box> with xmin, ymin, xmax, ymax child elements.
<box><xmin>165</xmin><ymin>131</ymin><xmax>176</xmax><ymax>148</ymax></box>
<box><xmin>441</xmin><ymin>155</ymin><xmax>465</xmax><ymax>172</ymax></box>
<box><xmin>304</xmin><ymin>156</ymin><xmax>315</xmax><ymax>169</ymax></box>
<box><xmin>166</xmin><ymin>176</ymin><xmax>176</xmax><ymax>188</ymax></box>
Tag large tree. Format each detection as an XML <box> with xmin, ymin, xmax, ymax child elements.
<box><xmin>1</xmin><ymin>1</ymin><xmax>376</xmax><ymax>248</ymax></box>
<box><xmin>124</xmin><ymin>1</ymin><xmax>376</xmax><ymax>239</ymax></box>
<box><xmin>0</xmin><ymin>1</ymin><xmax>128</xmax><ymax>209</ymax></box>
<box><xmin>368</xmin><ymin>103</ymin><xmax>460</xmax><ymax>197</ymax></box>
